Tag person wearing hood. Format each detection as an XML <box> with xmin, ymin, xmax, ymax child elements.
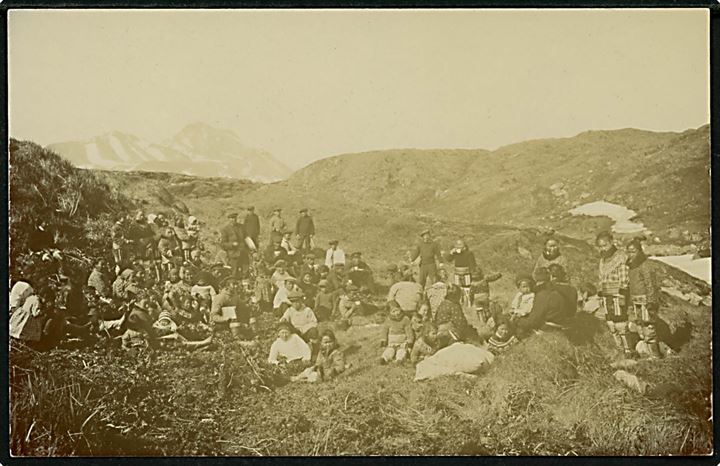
<box><xmin>534</xmin><ymin>238</ymin><xmax>568</xmax><ymax>276</ymax></box>
<box><xmin>596</xmin><ymin>231</ymin><xmax>632</xmax><ymax>358</ymax></box>
<box><xmin>626</xmin><ymin>237</ymin><xmax>661</xmax><ymax>359</ymax></box>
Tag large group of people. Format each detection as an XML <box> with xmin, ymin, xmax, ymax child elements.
<box><xmin>9</xmin><ymin>204</ymin><xmax>666</xmax><ymax>386</ymax></box>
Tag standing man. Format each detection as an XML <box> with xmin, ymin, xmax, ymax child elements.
<box><xmin>410</xmin><ymin>230</ymin><xmax>443</xmax><ymax>289</ymax></box>
<box><xmin>325</xmin><ymin>240</ymin><xmax>346</xmax><ymax>268</ymax></box>
<box><xmin>269</xmin><ymin>208</ymin><xmax>286</xmax><ymax>244</ymax></box>
<box><xmin>295</xmin><ymin>208</ymin><xmax>316</xmax><ymax>252</ymax></box>
<box><xmin>220</xmin><ymin>213</ymin><xmax>247</xmax><ymax>278</ymax></box>
<box><xmin>243</xmin><ymin>206</ymin><xmax>260</xmax><ymax>250</ymax></box>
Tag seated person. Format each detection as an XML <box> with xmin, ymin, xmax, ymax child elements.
<box><xmin>280</xmin><ymin>289</ymin><xmax>319</xmax><ymax>346</ymax></box>
<box><xmin>387</xmin><ymin>269</ymin><xmax>424</xmax><ymax>318</ymax></box>
<box><xmin>336</xmin><ymin>284</ymin><xmax>362</xmax><ymax>327</ymax></box>
<box><xmin>210</xmin><ymin>277</ymin><xmax>254</xmax><ymax>339</ymax></box>
<box><xmin>410</xmin><ymin>321</ymin><xmax>439</xmax><ymax>365</ymax></box>
<box><xmin>253</xmin><ymin>266</ymin><xmax>273</xmax><ymax>314</ymax></box>
<box><xmin>578</xmin><ymin>282</ymin><xmax>604</xmax><ymax>317</ymax></box>
<box><xmin>509</xmin><ymin>275</ymin><xmax>535</xmax><ymax>318</ymax></box>
<box><xmin>380</xmin><ymin>302</ymin><xmax>415</xmax><ymax>364</ymax></box>
<box><xmin>487</xmin><ymin>315</ymin><xmax>519</xmax><ymax>354</ymax></box>
<box><xmin>348</xmin><ymin>252</ymin><xmax>374</xmax><ymax>291</ymax></box>
<box><xmin>434</xmin><ymin>285</ymin><xmax>474</xmax><ymax>347</ymax></box>
<box><xmin>293</xmin><ymin>329</ymin><xmax>347</xmax><ymax>383</ymax></box>
<box><xmin>268</xmin><ymin>321</ymin><xmax>312</xmax><ymax>365</ymax></box>
<box><xmin>298</xmin><ymin>272</ymin><xmax>318</xmax><ymax>306</ymax></box>
<box><xmin>273</xmin><ymin>277</ymin><xmax>298</xmax><ymax>317</ymax></box>
<box><xmin>313</xmin><ymin>279</ymin><xmax>334</xmax><ymax>322</ymax></box>
<box><xmin>270</xmin><ymin>260</ymin><xmax>294</xmax><ymax>291</ymax></box>
<box><xmin>515</xmin><ymin>267</ymin><xmax>569</xmax><ymax>336</ymax></box>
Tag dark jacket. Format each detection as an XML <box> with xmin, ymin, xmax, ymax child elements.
<box><xmin>628</xmin><ymin>254</ymin><xmax>659</xmax><ymax>305</ymax></box>
<box><xmin>244</xmin><ymin>213</ymin><xmax>260</xmax><ymax>238</ymax></box>
<box><xmin>220</xmin><ymin>222</ymin><xmax>246</xmax><ymax>258</ymax></box>
<box><xmin>411</xmin><ymin>241</ymin><xmax>442</xmax><ymax>265</ymax></box>
<box><xmin>448</xmin><ymin>248</ymin><xmax>477</xmax><ymax>270</ymax></box>
<box><xmin>296</xmin><ymin>216</ymin><xmax>315</xmax><ymax>236</ymax></box>
<box><xmin>516</xmin><ymin>282</ymin><xmax>569</xmax><ymax>334</ymax></box>
<box><xmin>263</xmin><ymin>244</ymin><xmax>288</xmax><ymax>265</ymax></box>
<box><xmin>552</xmin><ymin>282</ymin><xmax>578</xmax><ymax>318</ymax></box>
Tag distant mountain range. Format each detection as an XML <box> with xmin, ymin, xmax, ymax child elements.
<box><xmin>47</xmin><ymin>123</ymin><xmax>292</xmax><ymax>182</ymax></box>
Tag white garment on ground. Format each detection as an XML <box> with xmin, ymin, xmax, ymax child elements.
<box><xmin>9</xmin><ymin>295</ymin><xmax>42</xmax><ymax>339</ymax></box>
<box><xmin>9</xmin><ymin>281</ymin><xmax>34</xmax><ymax>313</ymax></box>
<box><xmin>414</xmin><ymin>343</ymin><xmax>494</xmax><ymax>381</ymax></box>
<box><xmin>268</xmin><ymin>333</ymin><xmax>312</xmax><ymax>364</ymax></box>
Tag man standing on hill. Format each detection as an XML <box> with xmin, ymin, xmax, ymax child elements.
<box><xmin>295</xmin><ymin>208</ymin><xmax>316</xmax><ymax>252</ymax></box>
<box><xmin>269</xmin><ymin>208</ymin><xmax>286</xmax><ymax>244</ymax></box>
<box><xmin>411</xmin><ymin>230</ymin><xmax>443</xmax><ymax>289</ymax></box>
<box><xmin>220</xmin><ymin>213</ymin><xmax>248</xmax><ymax>278</ymax></box>
<box><xmin>243</xmin><ymin>206</ymin><xmax>260</xmax><ymax>250</ymax></box>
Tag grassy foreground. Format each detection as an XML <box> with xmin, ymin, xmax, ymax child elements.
<box><xmin>10</xmin><ymin>292</ymin><xmax>711</xmax><ymax>456</ymax></box>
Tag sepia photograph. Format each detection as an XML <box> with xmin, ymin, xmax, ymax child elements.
<box><xmin>5</xmin><ymin>7</ymin><xmax>712</xmax><ymax>457</ymax></box>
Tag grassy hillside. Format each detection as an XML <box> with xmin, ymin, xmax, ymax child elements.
<box><xmin>9</xmin><ymin>127</ymin><xmax>712</xmax><ymax>456</ymax></box>
<box><xmin>8</xmin><ymin>139</ymin><xmax>133</xmax><ymax>275</ymax></box>
<box><xmin>284</xmin><ymin>125</ymin><xmax>710</xmax><ymax>242</ymax></box>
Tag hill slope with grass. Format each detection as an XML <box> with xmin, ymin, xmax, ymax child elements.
<box><xmin>9</xmin><ymin>126</ymin><xmax>712</xmax><ymax>456</ymax></box>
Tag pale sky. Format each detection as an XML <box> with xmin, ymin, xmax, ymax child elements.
<box><xmin>8</xmin><ymin>9</ymin><xmax>709</xmax><ymax>169</ymax></box>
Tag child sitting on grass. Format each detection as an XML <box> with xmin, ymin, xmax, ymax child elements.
<box><xmin>253</xmin><ymin>266</ymin><xmax>273</xmax><ymax>314</ymax></box>
<box><xmin>509</xmin><ymin>275</ymin><xmax>535</xmax><ymax>318</ymax></box>
<box><xmin>487</xmin><ymin>315</ymin><xmax>519</xmax><ymax>355</ymax></box>
<box><xmin>380</xmin><ymin>301</ymin><xmax>415</xmax><ymax>364</ymax></box>
<box><xmin>313</xmin><ymin>279</ymin><xmax>334</xmax><ymax>322</ymax></box>
<box><xmin>410</xmin><ymin>321</ymin><xmax>439</xmax><ymax>364</ymax></box>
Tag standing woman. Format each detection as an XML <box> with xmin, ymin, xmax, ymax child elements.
<box><xmin>626</xmin><ymin>237</ymin><xmax>661</xmax><ymax>359</ymax></box>
<box><xmin>596</xmin><ymin>231</ymin><xmax>632</xmax><ymax>358</ymax></box>
<box><xmin>447</xmin><ymin>239</ymin><xmax>477</xmax><ymax>307</ymax></box>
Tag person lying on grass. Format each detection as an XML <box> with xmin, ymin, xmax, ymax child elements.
<box><xmin>380</xmin><ymin>301</ymin><xmax>415</xmax><ymax>364</ymax></box>
<box><xmin>268</xmin><ymin>321</ymin><xmax>312</xmax><ymax>366</ymax></box>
